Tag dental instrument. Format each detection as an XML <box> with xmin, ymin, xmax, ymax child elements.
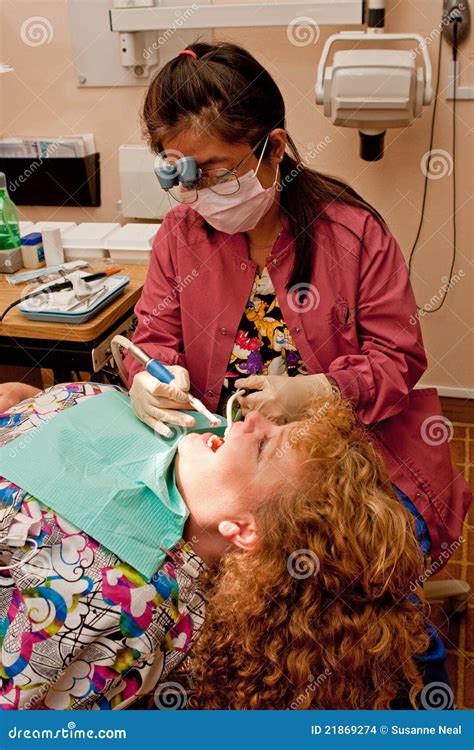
<box><xmin>65</xmin><ymin>284</ymin><xmax>106</xmax><ymax>312</ymax></box>
<box><xmin>111</xmin><ymin>334</ymin><xmax>221</xmax><ymax>427</ymax></box>
<box><xmin>83</xmin><ymin>268</ymin><xmax>121</xmax><ymax>282</ymax></box>
<box><xmin>0</xmin><ymin>270</ymin><xmax>121</xmax><ymax>321</ymax></box>
<box><xmin>224</xmin><ymin>389</ymin><xmax>246</xmax><ymax>439</ymax></box>
<box><xmin>0</xmin><ymin>279</ymin><xmax>75</xmax><ymax>321</ymax></box>
<box><xmin>204</xmin><ymin>389</ymin><xmax>245</xmax><ymax>451</ymax></box>
<box><xmin>205</xmin><ymin>388</ymin><xmax>253</xmax><ymax>450</ymax></box>
<box><xmin>154</xmin><ymin>155</ymin><xmax>202</xmax><ymax>194</ymax></box>
<box><xmin>7</xmin><ymin>260</ymin><xmax>88</xmax><ymax>285</ymax></box>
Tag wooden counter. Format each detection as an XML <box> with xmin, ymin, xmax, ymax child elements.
<box><xmin>0</xmin><ymin>263</ymin><xmax>148</xmax><ymax>341</ymax></box>
<box><xmin>0</xmin><ymin>262</ymin><xmax>148</xmax><ymax>378</ymax></box>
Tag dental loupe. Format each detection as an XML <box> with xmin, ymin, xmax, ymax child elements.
<box><xmin>154</xmin><ymin>156</ymin><xmax>202</xmax><ymax>191</ymax></box>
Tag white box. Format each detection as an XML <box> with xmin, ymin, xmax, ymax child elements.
<box><xmin>61</xmin><ymin>222</ymin><xmax>121</xmax><ymax>261</ymax></box>
<box><xmin>119</xmin><ymin>145</ymin><xmax>172</xmax><ymax>220</ymax></box>
<box><xmin>34</xmin><ymin>221</ymin><xmax>77</xmax><ymax>234</ymax></box>
<box><xmin>19</xmin><ymin>221</ymin><xmax>35</xmax><ymax>237</ymax></box>
<box><xmin>104</xmin><ymin>223</ymin><xmax>160</xmax><ymax>264</ymax></box>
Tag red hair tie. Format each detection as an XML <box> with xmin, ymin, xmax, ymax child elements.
<box><xmin>178</xmin><ymin>49</ymin><xmax>197</xmax><ymax>60</ymax></box>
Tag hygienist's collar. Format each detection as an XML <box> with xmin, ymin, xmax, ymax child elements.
<box><xmin>267</xmin><ymin>213</ymin><xmax>292</xmax><ymax>261</ymax></box>
<box><xmin>223</xmin><ymin>213</ymin><xmax>293</xmax><ymax>264</ymax></box>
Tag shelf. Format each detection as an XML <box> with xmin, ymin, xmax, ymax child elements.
<box><xmin>0</xmin><ymin>153</ymin><xmax>101</xmax><ymax>207</ymax></box>
<box><xmin>110</xmin><ymin>1</ymin><xmax>364</xmax><ymax>31</ymax></box>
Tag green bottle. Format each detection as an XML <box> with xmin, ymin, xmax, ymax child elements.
<box><xmin>0</xmin><ymin>172</ymin><xmax>22</xmax><ymax>273</ymax></box>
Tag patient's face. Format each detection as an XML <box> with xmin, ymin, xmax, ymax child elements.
<box><xmin>175</xmin><ymin>411</ymin><xmax>298</xmax><ymax>527</ymax></box>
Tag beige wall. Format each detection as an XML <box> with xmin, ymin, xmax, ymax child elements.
<box><xmin>1</xmin><ymin>0</ymin><xmax>473</xmax><ymax>391</ymax></box>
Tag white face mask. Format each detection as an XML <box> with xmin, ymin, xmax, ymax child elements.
<box><xmin>190</xmin><ymin>137</ymin><xmax>279</xmax><ymax>234</ymax></box>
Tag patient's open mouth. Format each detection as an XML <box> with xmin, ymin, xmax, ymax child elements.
<box><xmin>205</xmin><ymin>434</ymin><xmax>225</xmax><ymax>452</ymax></box>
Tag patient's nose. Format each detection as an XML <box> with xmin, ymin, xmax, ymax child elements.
<box><xmin>242</xmin><ymin>411</ymin><xmax>267</xmax><ymax>431</ymax></box>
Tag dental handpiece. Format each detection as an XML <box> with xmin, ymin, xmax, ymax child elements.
<box><xmin>224</xmin><ymin>389</ymin><xmax>246</xmax><ymax>438</ymax></box>
<box><xmin>111</xmin><ymin>335</ymin><xmax>220</xmax><ymax>426</ymax></box>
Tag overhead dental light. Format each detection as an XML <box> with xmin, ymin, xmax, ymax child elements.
<box><xmin>315</xmin><ymin>0</ymin><xmax>433</xmax><ymax>160</ymax></box>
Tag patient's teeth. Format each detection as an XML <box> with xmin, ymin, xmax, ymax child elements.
<box><xmin>206</xmin><ymin>435</ymin><xmax>224</xmax><ymax>452</ymax></box>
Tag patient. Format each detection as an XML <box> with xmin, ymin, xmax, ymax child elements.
<box><xmin>0</xmin><ymin>383</ymin><xmax>443</xmax><ymax>710</ymax></box>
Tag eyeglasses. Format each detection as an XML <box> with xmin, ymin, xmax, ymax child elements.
<box><xmin>157</xmin><ymin>140</ymin><xmax>266</xmax><ymax>205</ymax></box>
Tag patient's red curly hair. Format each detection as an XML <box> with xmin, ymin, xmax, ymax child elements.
<box><xmin>189</xmin><ymin>393</ymin><xmax>429</xmax><ymax>709</ymax></box>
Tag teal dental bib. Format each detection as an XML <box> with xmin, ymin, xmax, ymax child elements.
<box><xmin>0</xmin><ymin>390</ymin><xmax>225</xmax><ymax>579</ymax></box>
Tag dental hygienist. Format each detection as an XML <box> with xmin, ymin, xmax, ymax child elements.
<box><xmin>126</xmin><ymin>41</ymin><xmax>470</xmax><ymax>563</ymax></box>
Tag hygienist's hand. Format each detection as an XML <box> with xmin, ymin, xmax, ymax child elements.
<box><xmin>235</xmin><ymin>374</ymin><xmax>334</xmax><ymax>424</ymax></box>
<box><xmin>130</xmin><ymin>368</ymin><xmax>196</xmax><ymax>437</ymax></box>
<box><xmin>0</xmin><ymin>382</ymin><xmax>41</xmax><ymax>413</ymax></box>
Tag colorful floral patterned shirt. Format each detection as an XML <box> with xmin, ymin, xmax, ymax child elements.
<box><xmin>217</xmin><ymin>267</ymin><xmax>308</xmax><ymax>415</ymax></box>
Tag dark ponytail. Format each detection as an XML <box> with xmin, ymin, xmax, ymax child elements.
<box><xmin>143</xmin><ymin>41</ymin><xmax>386</xmax><ymax>291</ymax></box>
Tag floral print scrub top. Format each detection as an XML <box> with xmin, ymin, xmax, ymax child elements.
<box><xmin>217</xmin><ymin>267</ymin><xmax>308</xmax><ymax>415</ymax></box>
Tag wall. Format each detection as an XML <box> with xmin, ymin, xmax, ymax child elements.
<box><xmin>1</xmin><ymin>0</ymin><xmax>473</xmax><ymax>392</ymax></box>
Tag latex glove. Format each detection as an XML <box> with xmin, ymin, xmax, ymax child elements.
<box><xmin>0</xmin><ymin>382</ymin><xmax>41</xmax><ymax>413</ymax></box>
<box><xmin>235</xmin><ymin>374</ymin><xmax>333</xmax><ymax>424</ymax></box>
<box><xmin>130</xmin><ymin>367</ymin><xmax>196</xmax><ymax>437</ymax></box>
